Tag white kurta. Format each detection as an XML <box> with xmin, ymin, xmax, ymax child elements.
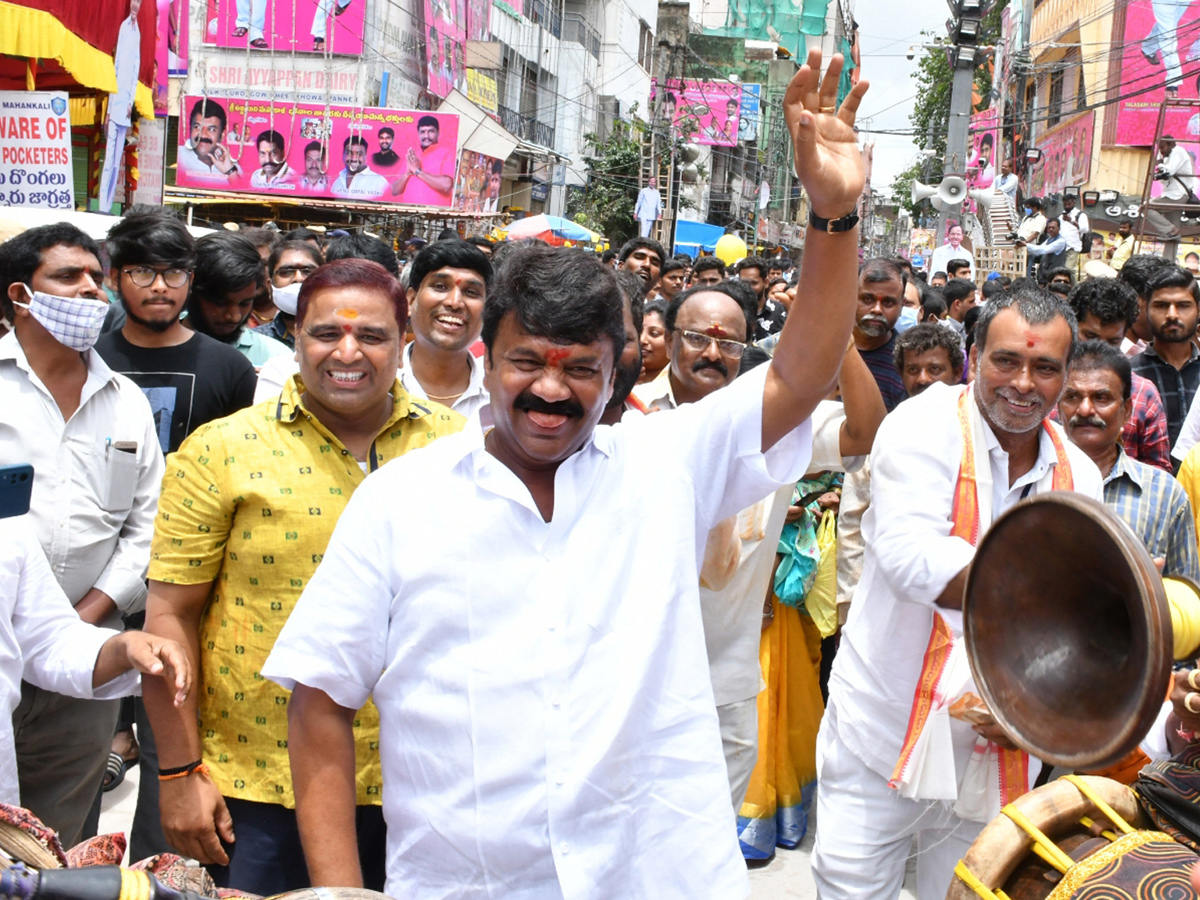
<box><xmin>265</xmin><ymin>364</ymin><xmax>813</xmax><ymax>899</ymax></box>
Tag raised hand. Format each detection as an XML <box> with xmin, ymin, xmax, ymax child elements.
<box><xmin>783</xmin><ymin>49</ymin><xmax>870</xmax><ymax>219</ymax></box>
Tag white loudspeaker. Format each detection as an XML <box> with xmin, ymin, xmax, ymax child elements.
<box><xmin>938</xmin><ymin>176</ymin><xmax>967</xmax><ymax>205</ymax></box>
<box><xmin>912</xmin><ymin>180</ymin><xmax>939</xmax><ymax>205</ymax></box>
<box><xmin>968</xmin><ymin>187</ymin><xmax>994</xmax><ymax>210</ymax></box>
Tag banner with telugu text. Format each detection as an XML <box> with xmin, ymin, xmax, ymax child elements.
<box><xmin>0</xmin><ymin>91</ymin><xmax>73</xmax><ymax>211</ymax></box>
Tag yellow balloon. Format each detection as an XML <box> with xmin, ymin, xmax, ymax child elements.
<box><xmin>714</xmin><ymin>234</ymin><xmax>748</xmax><ymax>267</ymax></box>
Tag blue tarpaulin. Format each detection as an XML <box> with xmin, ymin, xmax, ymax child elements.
<box><xmin>674</xmin><ymin>220</ymin><xmax>725</xmax><ymax>256</ymax></box>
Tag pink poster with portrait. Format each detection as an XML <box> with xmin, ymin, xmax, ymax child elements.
<box><xmin>453</xmin><ymin>149</ymin><xmax>503</xmax><ymax>211</ymax></box>
<box><xmin>204</xmin><ymin>0</ymin><xmax>365</xmax><ymax>56</ymax></box>
<box><xmin>424</xmin><ymin>0</ymin><xmax>468</xmax><ymax>98</ymax></box>
<box><xmin>466</xmin><ymin>0</ymin><xmax>491</xmax><ymax>40</ymax></box>
<box><xmin>176</xmin><ymin>95</ymin><xmax>459</xmax><ymax>207</ymax></box>
<box><xmin>651</xmin><ymin>79</ymin><xmax>742</xmax><ymax>147</ymax></box>
<box><xmin>1029</xmin><ymin>110</ymin><xmax>1094</xmax><ymax>197</ymax></box>
<box><xmin>154</xmin><ymin>0</ymin><xmax>189</xmax><ymax>116</ymax></box>
<box><xmin>1112</xmin><ymin>0</ymin><xmax>1200</xmax><ymax>144</ymax></box>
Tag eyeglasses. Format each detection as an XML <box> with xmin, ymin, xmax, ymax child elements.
<box><xmin>275</xmin><ymin>265</ymin><xmax>318</xmax><ymax>279</ymax></box>
<box><xmin>123</xmin><ymin>266</ymin><xmax>191</xmax><ymax>288</ymax></box>
<box><xmin>674</xmin><ymin>329</ymin><xmax>748</xmax><ymax>358</ymax></box>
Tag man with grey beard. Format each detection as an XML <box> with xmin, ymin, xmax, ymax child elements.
<box><xmin>853</xmin><ymin>258</ymin><xmax>907</xmax><ymax>411</ymax></box>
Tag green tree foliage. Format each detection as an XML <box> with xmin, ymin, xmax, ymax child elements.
<box><xmin>898</xmin><ymin>0</ymin><xmax>1007</xmax><ymax>215</ymax></box>
<box><xmin>566</xmin><ymin>121</ymin><xmax>643</xmax><ymax>247</ymax></box>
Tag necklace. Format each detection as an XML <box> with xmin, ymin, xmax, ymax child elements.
<box><xmin>425</xmin><ymin>390</ymin><xmax>464</xmax><ymax>402</ymax></box>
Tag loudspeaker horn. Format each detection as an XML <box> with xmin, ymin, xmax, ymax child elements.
<box><xmin>938</xmin><ymin>175</ymin><xmax>967</xmax><ymax>205</ymax></box>
<box><xmin>967</xmin><ymin>187</ymin><xmax>994</xmax><ymax>210</ymax></box>
<box><xmin>912</xmin><ymin>180</ymin><xmax>939</xmax><ymax>205</ymax></box>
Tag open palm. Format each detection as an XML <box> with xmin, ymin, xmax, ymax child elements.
<box><xmin>783</xmin><ymin>49</ymin><xmax>870</xmax><ymax>219</ymax></box>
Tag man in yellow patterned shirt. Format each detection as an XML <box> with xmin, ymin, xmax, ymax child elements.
<box><xmin>142</xmin><ymin>259</ymin><xmax>466</xmax><ymax>894</ymax></box>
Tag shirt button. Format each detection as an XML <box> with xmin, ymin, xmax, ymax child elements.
<box><xmin>561</xmin><ymin>843</ymin><xmax>570</xmax><ymax>855</ymax></box>
<box><xmin>548</xmin><ymin>623</ymin><xmax>556</xmax><ymax>632</ymax></box>
<box><xmin>552</xmin><ymin>696</ymin><xmax>561</xmax><ymax>707</ymax></box>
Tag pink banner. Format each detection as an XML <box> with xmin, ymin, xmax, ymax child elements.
<box><xmin>467</xmin><ymin>0</ymin><xmax>491</xmax><ymax>40</ymax></box>
<box><xmin>154</xmin><ymin>0</ymin><xmax>189</xmax><ymax>116</ymax></box>
<box><xmin>1030</xmin><ymin>110</ymin><xmax>1094</xmax><ymax>197</ymax></box>
<box><xmin>652</xmin><ymin>79</ymin><xmax>742</xmax><ymax>147</ymax></box>
<box><xmin>454</xmin><ymin>149</ymin><xmax>503</xmax><ymax>211</ymax></box>
<box><xmin>425</xmin><ymin>0</ymin><xmax>467</xmax><ymax>98</ymax></box>
<box><xmin>204</xmin><ymin>0</ymin><xmax>365</xmax><ymax>56</ymax></box>
<box><xmin>1113</xmin><ymin>0</ymin><xmax>1200</xmax><ymax>145</ymax></box>
<box><xmin>176</xmin><ymin>96</ymin><xmax>459</xmax><ymax>206</ymax></box>
<box><xmin>967</xmin><ymin>108</ymin><xmax>999</xmax><ymax>191</ymax></box>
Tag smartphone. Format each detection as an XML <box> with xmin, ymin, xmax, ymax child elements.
<box><xmin>0</xmin><ymin>464</ymin><xmax>33</xmax><ymax>520</ymax></box>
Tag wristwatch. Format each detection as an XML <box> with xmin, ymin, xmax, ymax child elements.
<box><xmin>809</xmin><ymin>209</ymin><xmax>860</xmax><ymax>233</ymax></box>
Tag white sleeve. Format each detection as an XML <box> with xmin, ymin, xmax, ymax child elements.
<box><xmin>254</xmin><ymin>356</ymin><xmax>299</xmax><ymax>404</ymax></box>
<box><xmin>1173</xmin><ymin>395</ymin><xmax>1200</xmax><ymax>461</ymax></box>
<box><xmin>14</xmin><ymin>531</ymin><xmax>137</xmax><ymax>700</ymax></box>
<box><xmin>862</xmin><ymin>391</ymin><xmax>974</xmax><ymax>606</ymax></box>
<box><xmin>263</xmin><ymin>483</ymin><xmax>391</xmax><ymax>710</ymax></box>
<box><xmin>638</xmin><ymin>364</ymin><xmax>814</xmax><ymax>531</ymax></box>
<box><xmin>807</xmin><ymin>400</ymin><xmax>864</xmax><ymax>475</ymax></box>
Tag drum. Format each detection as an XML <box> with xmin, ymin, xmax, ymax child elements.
<box><xmin>947</xmin><ymin>774</ymin><xmax>1199</xmax><ymax>900</ymax></box>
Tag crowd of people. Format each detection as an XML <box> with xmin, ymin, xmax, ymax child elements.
<box><xmin>4</xmin><ymin>49</ymin><xmax>1200</xmax><ymax>900</ymax></box>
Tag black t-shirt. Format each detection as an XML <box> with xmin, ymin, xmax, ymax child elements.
<box><xmin>95</xmin><ymin>329</ymin><xmax>257</xmax><ymax>454</ymax></box>
<box><xmin>754</xmin><ymin>297</ymin><xmax>787</xmax><ymax>342</ymax></box>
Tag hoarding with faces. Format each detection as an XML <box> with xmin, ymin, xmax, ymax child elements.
<box><xmin>175</xmin><ymin>95</ymin><xmax>459</xmax><ymax>206</ymax></box>
<box><xmin>204</xmin><ymin>0</ymin><xmax>366</xmax><ymax>56</ymax></box>
<box><xmin>425</xmin><ymin>0</ymin><xmax>467</xmax><ymax>98</ymax></box>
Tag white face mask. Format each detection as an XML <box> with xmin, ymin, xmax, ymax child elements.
<box><xmin>272</xmin><ymin>282</ymin><xmax>302</xmax><ymax>317</ymax></box>
<box><xmin>12</xmin><ymin>286</ymin><xmax>109</xmax><ymax>351</ymax></box>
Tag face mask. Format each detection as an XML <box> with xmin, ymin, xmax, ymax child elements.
<box><xmin>272</xmin><ymin>282</ymin><xmax>301</xmax><ymax>317</ymax></box>
<box><xmin>12</xmin><ymin>286</ymin><xmax>109</xmax><ymax>351</ymax></box>
<box><xmin>1024</xmin><ymin>207</ymin><xmax>1032</xmax><ymax>216</ymax></box>
<box><xmin>895</xmin><ymin>305</ymin><xmax>919</xmax><ymax>334</ymax></box>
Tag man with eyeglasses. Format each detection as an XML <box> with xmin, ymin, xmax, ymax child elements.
<box><xmin>631</xmin><ymin>279</ymin><xmax>878</xmax><ymax>818</ymax></box>
<box><xmin>97</xmin><ymin>211</ymin><xmax>257</xmax><ymax>458</ymax></box>
<box><xmin>253</xmin><ymin>241</ymin><xmax>323</xmax><ymax>351</ymax></box>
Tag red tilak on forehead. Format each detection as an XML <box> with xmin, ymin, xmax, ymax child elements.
<box><xmin>706</xmin><ymin>322</ymin><xmax>728</xmax><ymax>337</ymax></box>
<box><xmin>343</xmin><ymin>324</ymin><xmax>354</xmax><ymax>333</ymax></box>
<box><xmin>545</xmin><ymin>347</ymin><xmax>571</xmax><ymax>364</ymax></box>
<box><xmin>1025</xmin><ymin>330</ymin><xmax>1040</xmax><ymax>349</ymax></box>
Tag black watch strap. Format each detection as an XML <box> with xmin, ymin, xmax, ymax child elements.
<box><xmin>809</xmin><ymin>209</ymin><xmax>860</xmax><ymax>233</ymax></box>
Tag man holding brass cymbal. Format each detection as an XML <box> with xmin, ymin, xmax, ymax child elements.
<box><xmin>813</xmin><ymin>285</ymin><xmax>1103</xmax><ymax>900</ymax></box>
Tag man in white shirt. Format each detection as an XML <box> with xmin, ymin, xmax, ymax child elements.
<box><xmin>812</xmin><ymin>286</ymin><xmax>1103</xmax><ymax>900</ymax></box>
<box><xmin>929</xmin><ymin>222</ymin><xmax>974</xmax><ymax>280</ymax></box>
<box><xmin>635</xmin><ymin>177</ymin><xmax>664</xmax><ymax>238</ymax></box>
<box><xmin>98</xmin><ymin>0</ymin><xmax>142</xmax><ymax>213</ymax></box>
<box><xmin>1059</xmin><ymin>194</ymin><xmax>1089</xmax><ymax>275</ymax></box>
<box><xmin>399</xmin><ymin>239</ymin><xmax>492</xmax><ymax>421</ymax></box>
<box><xmin>0</xmin><ymin>223</ymin><xmax>164</xmax><ymax>845</ymax></box>
<box><xmin>995</xmin><ymin>159</ymin><xmax>1019</xmax><ymax>214</ymax></box>
<box><xmin>1148</xmin><ymin>136</ymin><xmax>1197</xmax><ymax>241</ymax></box>
<box><xmin>0</xmin><ymin>515</ymin><xmax>190</xmax><ymax>809</ymax></box>
<box><xmin>331</xmin><ymin>135</ymin><xmax>389</xmax><ymax>198</ymax></box>
<box><xmin>1017</xmin><ymin>196</ymin><xmax>1047</xmax><ymax>243</ymax></box>
<box><xmin>263</xmin><ymin>52</ymin><xmax>869</xmax><ymax>899</ymax></box>
<box><xmin>635</xmin><ymin>280</ymin><xmax>882</xmax><ymax>816</ymax></box>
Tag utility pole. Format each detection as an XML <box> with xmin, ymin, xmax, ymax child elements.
<box><xmin>942</xmin><ymin>0</ymin><xmax>984</xmax><ymax>240</ymax></box>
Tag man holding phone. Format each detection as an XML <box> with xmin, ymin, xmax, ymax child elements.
<box><xmin>0</xmin><ymin>223</ymin><xmax>163</xmax><ymax>846</ymax></box>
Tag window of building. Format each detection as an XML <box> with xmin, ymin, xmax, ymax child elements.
<box><xmin>1046</xmin><ymin>67</ymin><xmax>1064</xmax><ymax>129</ymax></box>
<box><xmin>638</xmin><ymin>20</ymin><xmax>653</xmax><ymax>71</ymax></box>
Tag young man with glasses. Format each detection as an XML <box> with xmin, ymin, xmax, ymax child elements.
<box><xmin>97</xmin><ymin>211</ymin><xmax>257</xmax><ymax>457</ymax></box>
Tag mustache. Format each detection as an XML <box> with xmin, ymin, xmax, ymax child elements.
<box><xmin>692</xmin><ymin>358</ymin><xmax>728</xmax><ymax>377</ymax></box>
<box><xmin>1069</xmin><ymin>414</ymin><xmax>1107</xmax><ymax>429</ymax></box>
<box><xmin>514</xmin><ymin>392</ymin><xmax>584</xmax><ymax>419</ymax></box>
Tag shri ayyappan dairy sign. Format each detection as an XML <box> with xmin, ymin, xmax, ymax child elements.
<box><xmin>0</xmin><ymin>92</ymin><xmax>74</xmax><ymax>210</ymax></box>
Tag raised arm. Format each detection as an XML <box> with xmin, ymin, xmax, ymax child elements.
<box><xmin>836</xmin><ymin>344</ymin><xmax>886</xmax><ymax>458</ymax></box>
<box><xmin>762</xmin><ymin>50</ymin><xmax>869</xmax><ymax>451</ymax></box>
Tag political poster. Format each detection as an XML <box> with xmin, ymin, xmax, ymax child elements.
<box><xmin>155</xmin><ymin>0</ymin><xmax>190</xmax><ymax>116</ymax></box>
<box><xmin>467</xmin><ymin>0</ymin><xmax>491</xmax><ymax>40</ymax></box>
<box><xmin>0</xmin><ymin>92</ymin><xmax>73</xmax><ymax>211</ymax></box>
<box><xmin>204</xmin><ymin>0</ymin><xmax>366</xmax><ymax>56</ymax></box>
<box><xmin>454</xmin><ymin>149</ymin><xmax>503</xmax><ymax>211</ymax></box>
<box><xmin>967</xmin><ymin>108</ymin><xmax>999</xmax><ymax>191</ymax></box>
<box><xmin>738</xmin><ymin>84</ymin><xmax>761</xmax><ymax>142</ymax></box>
<box><xmin>425</xmin><ymin>0</ymin><xmax>468</xmax><ymax>98</ymax></box>
<box><xmin>652</xmin><ymin>79</ymin><xmax>742</xmax><ymax>147</ymax></box>
<box><xmin>1112</xmin><ymin>0</ymin><xmax>1200</xmax><ymax>144</ymax></box>
<box><xmin>1029</xmin><ymin>110</ymin><xmax>1094</xmax><ymax>197</ymax></box>
<box><xmin>176</xmin><ymin>95</ymin><xmax>459</xmax><ymax>206</ymax></box>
